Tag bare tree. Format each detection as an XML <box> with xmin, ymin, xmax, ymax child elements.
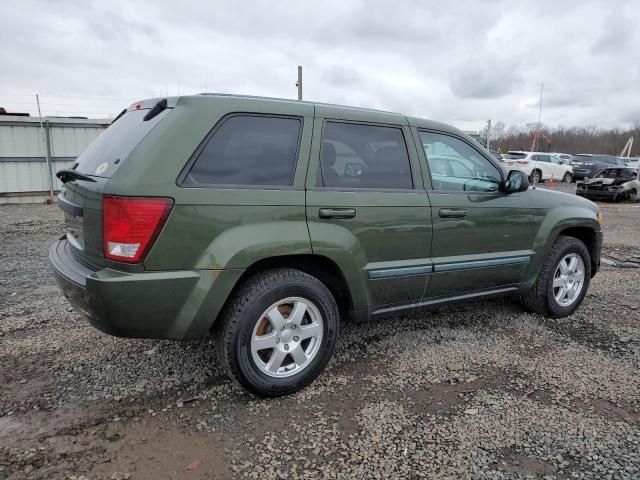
<box><xmin>492</xmin><ymin>121</ymin><xmax>638</xmax><ymax>156</ymax></box>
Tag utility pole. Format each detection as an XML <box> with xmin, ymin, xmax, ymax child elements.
<box><xmin>36</xmin><ymin>94</ymin><xmax>54</xmax><ymax>201</ymax></box>
<box><xmin>296</xmin><ymin>66</ymin><xmax>303</xmax><ymax>101</ymax></box>
<box><xmin>535</xmin><ymin>82</ymin><xmax>544</xmax><ymax>151</ymax></box>
<box><xmin>486</xmin><ymin>119</ymin><xmax>492</xmax><ymax>151</ymax></box>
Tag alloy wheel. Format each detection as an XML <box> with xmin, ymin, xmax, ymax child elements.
<box><xmin>552</xmin><ymin>253</ymin><xmax>586</xmax><ymax>307</ymax></box>
<box><xmin>250</xmin><ymin>297</ymin><xmax>324</xmax><ymax>378</ymax></box>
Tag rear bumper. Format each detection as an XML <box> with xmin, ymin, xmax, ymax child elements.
<box><xmin>49</xmin><ymin>238</ymin><xmax>243</xmax><ymax>339</ymax></box>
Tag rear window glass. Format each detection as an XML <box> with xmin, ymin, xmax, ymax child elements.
<box><xmin>76</xmin><ymin>109</ymin><xmax>168</xmax><ymax>178</ymax></box>
<box><xmin>183</xmin><ymin>115</ymin><xmax>301</xmax><ymax>187</ymax></box>
<box><xmin>503</xmin><ymin>152</ymin><xmax>526</xmax><ymax>159</ymax></box>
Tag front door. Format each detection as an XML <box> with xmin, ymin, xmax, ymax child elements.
<box><xmin>416</xmin><ymin>129</ymin><xmax>536</xmax><ymax>298</ymax></box>
<box><xmin>306</xmin><ymin>109</ymin><xmax>432</xmax><ymax>313</ymax></box>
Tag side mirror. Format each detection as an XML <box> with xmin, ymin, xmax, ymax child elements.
<box><xmin>503</xmin><ymin>170</ymin><xmax>529</xmax><ymax>193</ymax></box>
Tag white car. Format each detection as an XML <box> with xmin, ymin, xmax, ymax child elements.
<box><xmin>502</xmin><ymin>151</ymin><xmax>573</xmax><ymax>184</ymax></box>
<box><xmin>550</xmin><ymin>152</ymin><xmax>573</xmax><ymax>165</ymax></box>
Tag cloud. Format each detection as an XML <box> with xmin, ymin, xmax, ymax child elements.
<box><xmin>449</xmin><ymin>60</ymin><xmax>523</xmax><ymax>99</ymax></box>
<box><xmin>0</xmin><ymin>0</ymin><xmax>639</xmax><ymax>129</ymax></box>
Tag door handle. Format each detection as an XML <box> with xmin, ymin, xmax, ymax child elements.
<box><xmin>319</xmin><ymin>208</ymin><xmax>356</xmax><ymax>219</ymax></box>
<box><xmin>439</xmin><ymin>208</ymin><xmax>467</xmax><ymax>218</ymax></box>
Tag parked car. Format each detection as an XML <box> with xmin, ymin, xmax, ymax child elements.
<box><xmin>576</xmin><ymin>167</ymin><xmax>639</xmax><ymax>202</ymax></box>
<box><xmin>623</xmin><ymin>157</ymin><xmax>640</xmax><ymax>170</ymax></box>
<box><xmin>550</xmin><ymin>152</ymin><xmax>573</xmax><ymax>165</ymax></box>
<box><xmin>571</xmin><ymin>154</ymin><xmax>627</xmax><ymax>180</ymax></box>
<box><xmin>50</xmin><ymin>94</ymin><xmax>602</xmax><ymax>397</ymax></box>
<box><xmin>488</xmin><ymin>149</ymin><xmax>503</xmax><ymax>161</ymax></box>
<box><xmin>502</xmin><ymin>151</ymin><xmax>573</xmax><ymax>183</ymax></box>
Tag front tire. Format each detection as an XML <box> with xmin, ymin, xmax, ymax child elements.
<box><xmin>215</xmin><ymin>268</ymin><xmax>339</xmax><ymax>397</ymax></box>
<box><xmin>520</xmin><ymin>236</ymin><xmax>591</xmax><ymax>318</ymax></box>
<box><xmin>562</xmin><ymin>172</ymin><xmax>572</xmax><ymax>183</ymax></box>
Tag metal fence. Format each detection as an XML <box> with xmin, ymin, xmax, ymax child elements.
<box><xmin>0</xmin><ymin>116</ymin><xmax>109</xmax><ymax>203</ymax></box>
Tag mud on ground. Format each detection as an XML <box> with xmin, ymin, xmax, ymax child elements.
<box><xmin>1</xmin><ymin>195</ymin><xmax>639</xmax><ymax>479</ymax></box>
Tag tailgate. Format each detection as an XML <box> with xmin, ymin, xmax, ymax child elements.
<box><xmin>58</xmin><ymin>177</ymin><xmax>108</xmax><ymax>267</ymax></box>
<box><xmin>55</xmin><ymin>98</ymin><xmax>174</xmax><ymax>267</ymax></box>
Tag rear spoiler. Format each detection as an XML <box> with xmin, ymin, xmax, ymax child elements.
<box><xmin>111</xmin><ymin>97</ymin><xmax>178</xmax><ymax>125</ymax></box>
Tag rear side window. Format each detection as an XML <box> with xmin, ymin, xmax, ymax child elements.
<box><xmin>319</xmin><ymin>121</ymin><xmax>413</xmax><ymax>189</ymax></box>
<box><xmin>183</xmin><ymin>115</ymin><xmax>302</xmax><ymax>187</ymax></box>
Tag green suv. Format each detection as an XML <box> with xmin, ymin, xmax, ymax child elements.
<box><xmin>50</xmin><ymin>94</ymin><xmax>602</xmax><ymax>397</ymax></box>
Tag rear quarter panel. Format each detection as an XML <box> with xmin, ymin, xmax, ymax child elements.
<box><xmin>104</xmin><ymin>95</ymin><xmax>315</xmax><ymax>272</ymax></box>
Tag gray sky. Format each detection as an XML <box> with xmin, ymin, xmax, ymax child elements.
<box><xmin>1</xmin><ymin>0</ymin><xmax>638</xmax><ymax>131</ymax></box>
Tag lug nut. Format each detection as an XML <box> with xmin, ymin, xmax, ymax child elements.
<box><xmin>276</xmin><ymin>338</ymin><xmax>280</xmax><ymax>344</ymax></box>
<box><xmin>293</xmin><ymin>336</ymin><xmax>299</xmax><ymax>342</ymax></box>
<box><xmin>292</xmin><ymin>325</ymin><xmax>296</xmax><ymax>329</ymax></box>
<box><xmin>284</xmin><ymin>344</ymin><xmax>289</xmax><ymax>351</ymax></box>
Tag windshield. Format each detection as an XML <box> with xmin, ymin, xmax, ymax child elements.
<box><xmin>596</xmin><ymin>168</ymin><xmax>637</xmax><ymax>178</ymax></box>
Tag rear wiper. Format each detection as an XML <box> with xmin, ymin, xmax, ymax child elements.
<box><xmin>56</xmin><ymin>169</ymin><xmax>96</xmax><ymax>183</ymax></box>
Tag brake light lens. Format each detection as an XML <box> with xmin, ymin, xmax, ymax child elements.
<box><xmin>516</xmin><ymin>160</ymin><xmax>530</xmax><ymax>165</ymax></box>
<box><xmin>103</xmin><ymin>196</ymin><xmax>173</xmax><ymax>263</ymax></box>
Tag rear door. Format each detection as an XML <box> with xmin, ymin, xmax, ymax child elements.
<box><xmin>416</xmin><ymin>129</ymin><xmax>536</xmax><ymax>298</ymax></box>
<box><xmin>306</xmin><ymin>107</ymin><xmax>431</xmax><ymax>311</ymax></box>
<box><xmin>549</xmin><ymin>155</ymin><xmax>568</xmax><ymax>179</ymax></box>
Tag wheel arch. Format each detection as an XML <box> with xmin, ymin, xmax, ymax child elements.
<box><xmin>557</xmin><ymin>226</ymin><xmax>598</xmax><ymax>276</ymax></box>
<box><xmin>525</xmin><ymin>207</ymin><xmax>601</xmax><ymax>287</ymax></box>
<box><xmin>214</xmin><ymin>254</ymin><xmax>358</xmax><ymax>330</ymax></box>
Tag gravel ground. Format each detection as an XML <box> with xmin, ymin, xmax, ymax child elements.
<box><xmin>1</xmin><ymin>189</ymin><xmax>639</xmax><ymax>480</ymax></box>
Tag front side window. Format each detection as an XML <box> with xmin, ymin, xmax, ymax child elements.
<box><xmin>319</xmin><ymin>121</ymin><xmax>413</xmax><ymax>189</ymax></box>
<box><xmin>420</xmin><ymin>131</ymin><xmax>502</xmax><ymax>192</ymax></box>
<box><xmin>183</xmin><ymin>115</ymin><xmax>301</xmax><ymax>187</ymax></box>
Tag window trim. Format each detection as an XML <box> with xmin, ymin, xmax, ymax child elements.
<box><xmin>316</xmin><ymin>119</ymin><xmax>415</xmax><ymax>191</ymax></box>
<box><xmin>417</xmin><ymin>129</ymin><xmax>505</xmax><ymax>195</ymax></box>
<box><xmin>176</xmin><ymin>112</ymin><xmax>304</xmax><ymax>189</ymax></box>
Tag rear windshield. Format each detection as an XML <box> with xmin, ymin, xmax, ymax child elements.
<box><xmin>503</xmin><ymin>152</ymin><xmax>526</xmax><ymax>159</ymax></box>
<box><xmin>75</xmin><ymin>108</ymin><xmax>169</xmax><ymax>178</ymax></box>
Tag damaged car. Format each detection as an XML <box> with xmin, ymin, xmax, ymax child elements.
<box><xmin>576</xmin><ymin>167</ymin><xmax>639</xmax><ymax>202</ymax></box>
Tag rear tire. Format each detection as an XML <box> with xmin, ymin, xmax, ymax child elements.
<box><xmin>520</xmin><ymin>236</ymin><xmax>591</xmax><ymax>318</ymax></box>
<box><xmin>562</xmin><ymin>172</ymin><xmax>572</xmax><ymax>183</ymax></box>
<box><xmin>628</xmin><ymin>189</ymin><xmax>638</xmax><ymax>203</ymax></box>
<box><xmin>529</xmin><ymin>169</ymin><xmax>542</xmax><ymax>184</ymax></box>
<box><xmin>215</xmin><ymin>268</ymin><xmax>339</xmax><ymax>397</ymax></box>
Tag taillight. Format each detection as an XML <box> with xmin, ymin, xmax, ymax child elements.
<box><xmin>517</xmin><ymin>160</ymin><xmax>530</xmax><ymax>165</ymax></box>
<box><xmin>102</xmin><ymin>196</ymin><xmax>173</xmax><ymax>263</ymax></box>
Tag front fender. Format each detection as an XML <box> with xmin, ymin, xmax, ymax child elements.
<box><xmin>525</xmin><ymin>205</ymin><xmax>601</xmax><ymax>285</ymax></box>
